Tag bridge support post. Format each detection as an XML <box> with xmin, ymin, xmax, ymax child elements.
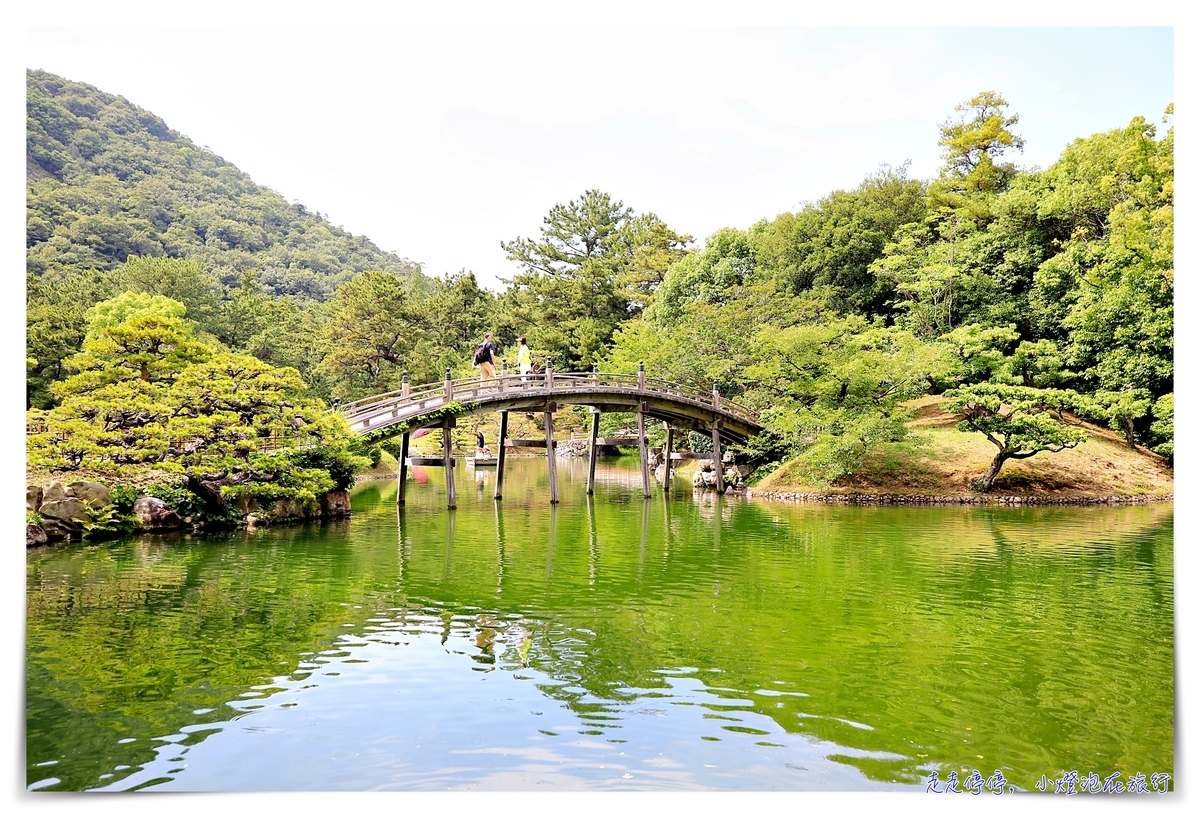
<box><xmin>397</xmin><ymin>431</ymin><xmax>410</xmax><ymax>505</ymax></box>
<box><xmin>494</xmin><ymin>411</ymin><xmax>508</xmax><ymax>500</ymax></box>
<box><xmin>443</xmin><ymin>418</ymin><xmax>457</xmax><ymax>509</ymax></box>
<box><xmin>587</xmin><ymin>408</ymin><xmax>600</xmax><ymax>495</ymax></box>
<box><xmin>663</xmin><ymin>423</ymin><xmax>673</xmax><ymax>493</ymax></box>
<box><xmin>545</xmin><ymin>408</ymin><xmax>559</xmax><ymax>504</ymax></box>
<box><xmin>637</xmin><ymin>407</ymin><xmax>651</xmax><ymax>498</ymax></box>
<box><xmin>711</xmin><ymin>423</ymin><xmax>724</xmax><ymax>493</ymax></box>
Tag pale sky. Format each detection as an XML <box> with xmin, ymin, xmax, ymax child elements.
<box><xmin>20</xmin><ymin>22</ymin><xmax>1174</xmax><ymax>290</ymax></box>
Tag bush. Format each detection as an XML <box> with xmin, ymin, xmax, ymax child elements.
<box><xmin>286</xmin><ymin>443</ymin><xmax>368</xmax><ymax>491</ymax></box>
<box><xmin>687</xmin><ymin>431</ymin><xmax>713</xmax><ymax>453</ymax></box>
<box><xmin>746</xmin><ymin>464</ymin><xmax>778</xmax><ymax>486</ymax></box>
<box><xmin>359</xmin><ymin>442</ymin><xmax>383</xmax><ymax>468</ymax></box>
<box><xmin>110</xmin><ymin>484</ymin><xmax>138</xmax><ymax>513</ymax></box>
<box><xmin>143</xmin><ymin>482</ymin><xmax>208</xmax><ymax>520</ymax></box>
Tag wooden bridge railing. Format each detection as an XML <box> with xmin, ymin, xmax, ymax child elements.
<box><xmin>339</xmin><ymin>366</ymin><xmax>755</xmax><ymax>508</ymax></box>
<box><xmin>337</xmin><ymin>370</ymin><xmax>758</xmax><ymax>428</ymax></box>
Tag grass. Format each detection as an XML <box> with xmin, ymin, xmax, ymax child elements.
<box><xmin>25</xmin><ymin>464</ymin><xmax>182</xmax><ymax>492</ymax></box>
<box><xmin>754</xmin><ymin>395</ymin><xmax>1173</xmax><ymax>498</ymax></box>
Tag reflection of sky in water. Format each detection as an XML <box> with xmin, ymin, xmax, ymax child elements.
<box><xmin>100</xmin><ymin>613</ymin><xmax>909</xmax><ymax>792</ymax></box>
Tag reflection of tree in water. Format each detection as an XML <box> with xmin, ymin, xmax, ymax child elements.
<box><xmin>396</xmin><ymin>496</ymin><xmax>1174</xmax><ymax>787</ymax></box>
<box><xmin>28</xmin><ymin>472</ymin><xmax>1174</xmax><ymax>791</ymax></box>
<box><xmin>26</xmin><ymin>522</ymin><xmax>379</xmax><ymax>791</ymax></box>
<box><xmin>472</xmin><ymin>614</ymin><xmax>500</xmax><ymax>666</ymax></box>
<box><xmin>405</xmin><ymin>479</ymin><xmax>1172</xmax><ymax>787</ymax></box>
<box><xmin>409</xmin><ymin>499</ymin><xmax>773</xmax><ymax>746</ymax></box>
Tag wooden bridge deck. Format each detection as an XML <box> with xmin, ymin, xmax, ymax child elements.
<box><xmin>339</xmin><ymin>370</ymin><xmax>760</xmax><ymax>443</ymax></box>
<box><xmin>338</xmin><ymin>369</ymin><xmax>760</xmax><ymax>509</ymax></box>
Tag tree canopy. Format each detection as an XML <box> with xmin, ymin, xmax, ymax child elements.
<box><xmin>501</xmin><ymin>189</ymin><xmax>691</xmax><ymax>368</ymax></box>
<box><xmin>932</xmin><ymin>90</ymin><xmax>1026</xmax><ymax>202</ymax></box>
<box><xmin>944</xmin><ymin>383</ymin><xmax>1089</xmax><ymax>491</ymax></box>
<box><xmin>29</xmin><ymin>300</ymin><xmax>366</xmax><ymax>513</ymax></box>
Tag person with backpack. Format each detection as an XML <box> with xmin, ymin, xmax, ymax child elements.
<box><xmin>473</xmin><ymin>333</ymin><xmax>497</xmax><ymax>381</ymax></box>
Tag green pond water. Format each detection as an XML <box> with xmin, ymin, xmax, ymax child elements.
<box><xmin>26</xmin><ymin>456</ymin><xmax>1174</xmax><ymax>792</ymax></box>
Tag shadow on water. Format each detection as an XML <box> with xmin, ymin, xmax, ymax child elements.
<box><xmin>26</xmin><ymin>457</ymin><xmax>1173</xmax><ymax>791</ymax></box>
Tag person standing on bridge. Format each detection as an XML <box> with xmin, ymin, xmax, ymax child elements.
<box><xmin>474</xmin><ymin>333</ymin><xmax>497</xmax><ymax>381</ymax></box>
<box><xmin>516</xmin><ymin>335</ymin><xmax>532</xmax><ymax>382</ymax></box>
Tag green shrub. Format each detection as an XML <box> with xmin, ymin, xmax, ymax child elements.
<box><xmin>110</xmin><ymin>484</ymin><xmax>138</xmax><ymax>513</ymax></box>
<box><xmin>746</xmin><ymin>464</ymin><xmax>778</xmax><ymax>486</ymax></box>
<box><xmin>143</xmin><ymin>482</ymin><xmax>207</xmax><ymax>520</ymax></box>
<box><xmin>79</xmin><ymin>499</ymin><xmax>136</xmax><ymax>539</ymax></box>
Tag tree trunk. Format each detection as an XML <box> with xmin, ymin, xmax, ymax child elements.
<box><xmin>186</xmin><ymin>475</ymin><xmax>231</xmax><ymax>519</ymax></box>
<box><xmin>979</xmin><ymin>450</ymin><xmax>1009</xmax><ymax>492</ymax></box>
<box><xmin>1124</xmin><ymin>416</ymin><xmax>1136</xmax><ymax>449</ymax></box>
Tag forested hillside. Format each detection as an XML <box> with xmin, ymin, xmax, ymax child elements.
<box><xmin>27</xmin><ymin>69</ymin><xmax>425</xmax><ymax>296</ymax></box>
<box><xmin>26</xmin><ymin>69</ymin><xmax>435</xmax><ymax>408</ymax></box>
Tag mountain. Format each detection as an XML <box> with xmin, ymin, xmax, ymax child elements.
<box><xmin>26</xmin><ymin>68</ymin><xmax>428</xmax><ymax>301</ymax></box>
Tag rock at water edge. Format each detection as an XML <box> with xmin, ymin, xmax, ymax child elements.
<box><xmin>132</xmin><ymin>496</ymin><xmax>183</xmax><ymax>531</ymax></box>
<box><xmin>321</xmin><ymin>490</ymin><xmax>351</xmax><ymax>517</ymax></box>
<box><xmin>66</xmin><ymin>480</ymin><xmax>113</xmax><ymax>509</ymax></box>
<box><xmin>26</xmin><ymin>524</ymin><xmax>48</xmax><ymax>547</ymax></box>
<box><xmin>38</xmin><ymin>497</ymin><xmax>88</xmax><ymax>524</ymax></box>
<box><xmin>41</xmin><ymin>481</ymin><xmax>72</xmax><ymax>504</ymax></box>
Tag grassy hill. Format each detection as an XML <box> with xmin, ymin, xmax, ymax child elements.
<box><xmin>754</xmin><ymin>396</ymin><xmax>1173</xmax><ymax>500</ymax></box>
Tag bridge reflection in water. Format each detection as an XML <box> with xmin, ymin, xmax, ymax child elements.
<box><xmin>339</xmin><ymin>365</ymin><xmax>762</xmax><ymax>509</ymax></box>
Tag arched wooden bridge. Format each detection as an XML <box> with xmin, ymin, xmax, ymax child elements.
<box><xmin>338</xmin><ymin>367</ymin><xmax>761</xmax><ymax>508</ymax></box>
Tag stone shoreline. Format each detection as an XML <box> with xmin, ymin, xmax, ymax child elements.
<box><xmin>27</xmin><ymin>477</ymin><xmax>351</xmax><ymax>547</ymax></box>
<box><xmin>744</xmin><ymin>490</ymin><xmax>1173</xmax><ymax>506</ymax></box>
<box><xmin>358</xmin><ymin>468</ymin><xmax>1173</xmax><ymax>507</ymax></box>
